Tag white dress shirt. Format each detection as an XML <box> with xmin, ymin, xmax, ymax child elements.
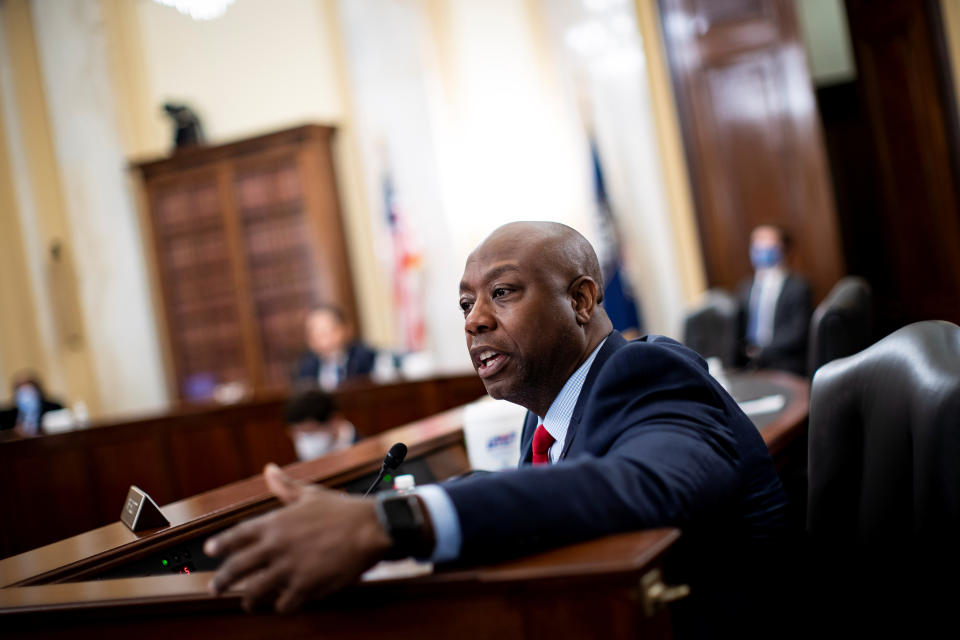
<box><xmin>749</xmin><ymin>267</ymin><xmax>786</xmax><ymax>347</ymax></box>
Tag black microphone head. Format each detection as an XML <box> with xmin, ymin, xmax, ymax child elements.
<box><xmin>383</xmin><ymin>442</ymin><xmax>407</xmax><ymax>470</ymax></box>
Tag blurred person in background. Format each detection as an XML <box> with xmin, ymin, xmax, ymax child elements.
<box><xmin>738</xmin><ymin>224</ymin><xmax>812</xmax><ymax>376</ymax></box>
<box><xmin>293</xmin><ymin>304</ymin><xmax>376</xmax><ymax>390</ymax></box>
<box><xmin>0</xmin><ymin>371</ymin><xmax>65</xmax><ymax>436</ymax></box>
<box><xmin>284</xmin><ymin>389</ymin><xmax>356</xmax><ymax>461</ymax></box>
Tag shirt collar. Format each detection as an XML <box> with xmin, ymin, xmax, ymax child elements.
<box><xmin>538</xmin><ymin>336</ymin><xmax>608</xmax><ymax>440</ymax></box>
<box><xmin>755</xmin><ymin>266</ymin><xmax>786</xmax><ymax>283</ymax></box>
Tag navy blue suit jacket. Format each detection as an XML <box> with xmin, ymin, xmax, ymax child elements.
<box><xmin>293</xmin><ymin>342</ymin><xmax>377</xmax><ymax>385</ymax></box>
<box><xmin>443</xmin><ymin>332</ymin><xmax>789</xmax><ymax>631</ymax></box>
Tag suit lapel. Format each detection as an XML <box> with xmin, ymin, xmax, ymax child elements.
<box><xmin>559</xmin><ymin>331</ymin><xmax>627</xmax><ymax>460</ymax></box>
<box><xmin>518</xmin><ymin>411</ymin><xmax>539</xmax><ymax>466</ymax></box>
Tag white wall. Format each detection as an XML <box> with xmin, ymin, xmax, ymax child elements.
<box><xmin>30</xmin><ymin>0</ymin><xmax>169</xmax><ymax>413</ymax></box>
<box><xmin>0</xmin><ymin>4</ymin><xmax>62</xmax><ymax>396</ymax></box>
<box><xmin>134</xmin><ymin>0</ymin><xmax>345</xmax><ymax>153</ymax></box>
<box><xmin>337</xmin><ymin>0</ymin><xmax>467</xmax><ymax>370</ymax></box>
<box><xmin>437</xmin><ymin>0</ymin><xmax>595</xmax><ymax>251</ymax></box>
<box><xmin>338</xmin><ymin>0</ymin><xmax>615</xmax><ymax>372</ymax></box>
<box><xmin>542</xmin><ymin>0</ymin><xmax>688</xmax><ymax>337</ymax></box>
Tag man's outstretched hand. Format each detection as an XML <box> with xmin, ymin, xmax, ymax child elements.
<box><xmin>204</xmin><ymin>463</ymin><xmax>392</xmax><ymax>613</ymax></box>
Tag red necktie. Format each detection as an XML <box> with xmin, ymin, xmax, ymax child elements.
<box><xmin>532</xmin><ymin>423</ymin><xmax>555</xmax><ymax>466</ymax></box>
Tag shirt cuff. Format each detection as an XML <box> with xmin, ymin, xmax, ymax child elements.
<box><xmin>414</xmin><ymin>484</ymin><xmax>462</xmax><ymax>563</ymax></box>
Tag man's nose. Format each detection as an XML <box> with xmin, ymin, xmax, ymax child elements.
<box><xmin>465</xmin><ymin>299</ymin><xmax>496</xmax><ymax>335</ymax></box>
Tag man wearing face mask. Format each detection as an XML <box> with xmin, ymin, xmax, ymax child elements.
<box><xmin>283</xmin><ymin>390</ymin><xmax>357</xmax><ymax>461</ymax></box>
<box><xmin>737</xmin><ymin>224</ymin><xmax>812</xmax><ymax>376</ymax></box>
<box><xmin>0</xmin><ymin>372</ymin><xmax>65</xmax><ymax>437</ymax></box>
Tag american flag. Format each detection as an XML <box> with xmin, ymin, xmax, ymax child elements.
<box><xmin>590</xmin><ymin>139</ymin><xmax>644</xmax><ymax>336</ymax></box>
<box><xmin>383</xmin><ymin>170</ymin><xmax>426</xmax><ymax>351</ymax></box>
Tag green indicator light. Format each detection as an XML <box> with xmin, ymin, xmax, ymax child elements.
<box><xmin>162</xmin><ymin>559</ymin><xmax>168</xmax><ymax>567</ymax></box>
<box><xmin>383</xmin><ymin>474</ymin><xmax>392</xmax><ymax>484</ymax></box>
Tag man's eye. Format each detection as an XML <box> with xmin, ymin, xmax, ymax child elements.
<box><xmin>459</xmin><ymin>300</ymin><xmax>473</xmax><ymax>313</ymax></box>
<box><xmin>492</xmin><ymin>287</ymin><xmax>509</xmax><ymax>298</ymax></box>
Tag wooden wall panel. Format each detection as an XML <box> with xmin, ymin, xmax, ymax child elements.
<box><xmin>167</xmin><ymin>422</ymin><xmax>247</xmax><ymax>499</ymax></box>
<box><xmin>659</xmin><ymin>0</ymin><xmax>844</xmax><ymax>302</ymax></box>
<box><xmin>7</xmin><ymin>450</ymin><xmax>95</xmax><ymax>554</ymax></box>
<box><xmin>88</xmin><ymin>437</ymin><xmax>175</xmax><ymax>525</ymax></box>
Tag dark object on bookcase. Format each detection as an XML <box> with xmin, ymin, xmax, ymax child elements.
<box><xmin>163</xmin><ymin>102</ymin><xmax>205</xmax><ymax>149</ymax></box>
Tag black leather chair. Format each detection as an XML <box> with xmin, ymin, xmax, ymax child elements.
<box><xmin>806</xmin><ymin>276</ymin><xmax>873</xmax><ymax>377</ymax></box>
<box><xmin>806</xmin><ymin>321</ymin><xmax>960</xmax><ymax>621</ymax></box>
<box><xmin>681</xmin><ymin>289</ymin><xmax>739</xmax><ymax>368</ymax></box>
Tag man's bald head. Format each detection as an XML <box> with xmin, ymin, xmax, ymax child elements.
<box><xmin>459</xmin><ymin>221</ymin><xmax>613</xmax><ymax>416</ymax></box>
<box><xmin>475</xmin><ymin>222</ymin><xmax>606</xmax><ymax>302</ymax></box>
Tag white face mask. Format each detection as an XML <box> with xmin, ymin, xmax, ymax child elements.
<box><xmin>293</xmin><ymin>431</ymin><xmax>335</xmax><ymax>461</ymax></box>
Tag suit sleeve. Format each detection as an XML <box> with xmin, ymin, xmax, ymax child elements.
<box><xmin>442</xmin><ymin>344</ymin><xmax>744</xmax><ymax>561</ymax></box>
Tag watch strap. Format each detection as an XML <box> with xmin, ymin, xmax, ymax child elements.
<box><xmin>374</xmin><ymin>493</ymin><xmax>432</xmax><ymax>559</ymax></box>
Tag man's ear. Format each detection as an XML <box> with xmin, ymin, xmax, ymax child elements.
<box><xmin>569</xmin><ymin>276</ymin><xmax>600</xmax><ymax>325</ymax></box>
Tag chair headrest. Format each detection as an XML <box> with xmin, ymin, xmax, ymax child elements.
<box><xmin>808</xmin><ymin>320</ymin><xmax>960</xmax><ymax>542</ymax></box>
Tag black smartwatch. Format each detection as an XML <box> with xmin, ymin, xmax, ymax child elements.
<box><xmin>374</xmin><ymin>493</ymin><xmax>432</xmax><ymax>559</ymax></box>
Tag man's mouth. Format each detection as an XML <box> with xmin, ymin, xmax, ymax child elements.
<box><xmin>475</xmin><ymin>349</ymin><xmax>508</xmax><ymax>378</ymax></box>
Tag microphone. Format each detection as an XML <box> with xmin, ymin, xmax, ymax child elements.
<box><xmin>362</xmin><ymin>443</ymin><xmax>407</xmax><ymax>497</ymax></box>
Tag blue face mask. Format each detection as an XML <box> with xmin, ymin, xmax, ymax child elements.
<box><xmin>15</xmin><ymin>385</ymin><xmax>41</xmax><ymax>416</ymax></box>
<box><xmin>750</xmin><ymin>245</ymin><xmax>782</xmax><ymax>270</ymax></box>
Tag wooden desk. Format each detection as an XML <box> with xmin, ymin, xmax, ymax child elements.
<box><xmin>0</xmin><ymin>374</ymin><xmax>485</xmax><ymax>559</ymax></box>
<box><xmin>0</xmin><ymin>406</ymin><xmax>681</xmax><ymax>639</ymax></box>
<box><xmin>0</xmin><ymin>408</ymin><xmax>469</xmax><ymax>589</ymax></box>
<box><xmin>727</xmin><ymin>369</ymin><xmax>810</xmax><ymax>459</ymax></box>
<box><xmin>0</xmin><ymin>529</ymin><xmax>680</xmax><ymax>640</ymax></box>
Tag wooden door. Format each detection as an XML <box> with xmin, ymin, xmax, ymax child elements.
<box><xmin>842</xmin><ymin>0</ymin><xmax>960</xmax><ymax>327</ymax></box>
<box><xmin>659</xmin><ymin>0</ymin><xmax>844</xmax><ymax>301</ymax></box>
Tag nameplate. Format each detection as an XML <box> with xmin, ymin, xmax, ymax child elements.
<box><xmin>120</xmin><ymin>485</ymin><xmax>170</xmax><ymax>532</ymax></box>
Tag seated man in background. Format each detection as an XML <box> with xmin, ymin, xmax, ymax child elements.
<box><xmin>284</xmin><ymin>389</ymin><xmax>357</xmax><ymax>461</ymax></box>
<box><xmin>207</xmin><ymin>222</ymin><xmax>789</xmax><ymax>637</ymax></box>
<box><xmin>738</xmin><ymin>224</ymin><xmax>812</xmax><ymax>376</ymax></box>
<box><xmin>0</xmin><ymin>371</ymin><xmax>64</xmax><ymax>436</ymax></box>
<box><xmin>293</xmin><ymin>304</ymin><xmax>376</xmax><ymax>390</ymax></box>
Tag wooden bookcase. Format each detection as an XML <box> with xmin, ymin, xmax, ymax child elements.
<box><xmin>133</xmin><ymin>125</ymin><xmax>356</xmax><ymax>401</ymax></box>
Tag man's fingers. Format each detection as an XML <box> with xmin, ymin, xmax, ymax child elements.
<box><xmin>204</xmin><ymin>519</ymin><xmax>260</xmax><ymax>558</ymax></box>
<box><xmin>264</xmin><ymin>463</ymin><xmax>304</xmax><ymax>504</ymax></box>
<box><xmin>208</xmin><ymin>543</ymin><xmax>271</xmax><ymax>595</ymax></box>
<box><xmin>240</xmin><ymin>564</ymin><xmax>290</xmax><ymax>612</ymax></box>
<box><xmin>275</xmin><ymin>579</ymin><xmax>312</xmax><ymax>614</ymax></box>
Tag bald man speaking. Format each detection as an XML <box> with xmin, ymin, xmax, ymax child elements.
<box><xmin>205</xmin><ymin>222</ymin><xmax>789</xmax><ymax>634</ymax></box>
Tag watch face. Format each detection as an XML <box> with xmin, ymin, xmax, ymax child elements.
<box><xmin>382</xmin><ymin>496</ymin><xmax>418</xmax><ymax>529</ymax></box>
